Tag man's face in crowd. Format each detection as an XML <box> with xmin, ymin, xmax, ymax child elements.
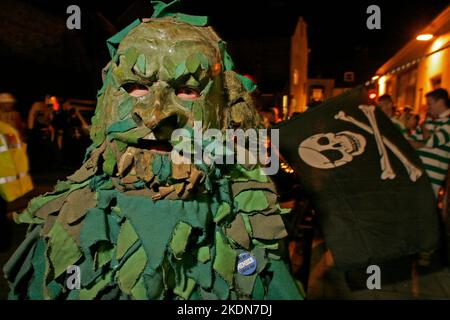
<box><xmin>378</xmin><ymin>100</ymin><xmax>393</xmax><ymax>117</ymax></box>
<box><xmin>426</xmin><ymin>96</ymin><xmax>444</xmax><ymax>118</ymax></box>
<box><xmin>405</xmin><ymin>114</ymin><xmax>419</xmax><ymax>130</ymax></box>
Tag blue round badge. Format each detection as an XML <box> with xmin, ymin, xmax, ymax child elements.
<box><xmin>237</xmin><ymin>252</ymin><xmax>257</xmax><ymax>276</ymax></box>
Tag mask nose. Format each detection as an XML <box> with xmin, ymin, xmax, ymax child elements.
<box><xmin>132</xmin><ymin>82</ymin><xmax>188</xmax><ymax>140</ymax></box>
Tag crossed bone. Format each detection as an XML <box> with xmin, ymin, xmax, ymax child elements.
<box><xmin>334</xmin><ymin>107</ymin><xmax>423</xmax><ymax>182</ymax></box>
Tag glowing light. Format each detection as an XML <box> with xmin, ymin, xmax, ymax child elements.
<box><xmin>371</xmin><ymin>75</ymin><xmax>380</xmax><ymax>81</ymax></box>
<box><xmin>378</xmin><ymin>76</ymin><xmax>386</xmax><ymax>96</ymax></box>
<box><xmin>369</xmin><ymin>93</ymin><xmax>377</xmax><ymax>100</ymax></box>
<box><xmin>282</xmin><ymin>95</ymin><xmax>288</xmax><ymax>108</ymax></box>
<box><xmin>416</xmin><ymin>34</ymin><xmax>433</xmax><ymax>41</ymax></box>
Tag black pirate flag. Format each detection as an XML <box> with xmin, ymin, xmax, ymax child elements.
<box><xmin>275</xmin><ymin>86</ymin><xmax>440</xmax><ymax>270</ymax></box>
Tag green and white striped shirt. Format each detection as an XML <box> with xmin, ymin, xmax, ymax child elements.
<box><xmin>411</xmin><ymin>109</ymin><xmax>450</xmax><ymax>197</ymax></box>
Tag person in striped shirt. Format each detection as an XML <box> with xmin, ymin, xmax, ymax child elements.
<box><xmin>410</xmin><ymin>88</ymin><xmax>450</xmax><ymax>197</ymax></box>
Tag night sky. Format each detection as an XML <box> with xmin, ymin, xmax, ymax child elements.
<box><xmin>0</xmin><ymin>0</ymin><xmax>448</xmax><ymax>109</ymax></box>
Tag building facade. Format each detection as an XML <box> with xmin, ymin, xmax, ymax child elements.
<box><xmin>376</xmin><ymin>6</ymin><xmax>450</xmax><ymax>115</ymax></box>
<box><xmin>289</xmin><ymin>17</ymin><xmax>308</xmax><ymax>114</ymax></box>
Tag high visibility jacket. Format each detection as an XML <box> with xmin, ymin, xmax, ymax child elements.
<box><xmin>0</xmin><ymin>121</ymin><xmax>33</xmax><ymax>202</ymax></box>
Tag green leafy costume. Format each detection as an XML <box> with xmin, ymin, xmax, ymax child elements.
<box><xmin>3</xmin><ymin>1</ymin><xmax>304</xmax><ymax>300</ymax></box>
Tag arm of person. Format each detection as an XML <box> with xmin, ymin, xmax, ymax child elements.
<box><xmin>409</xmin><ymin>140</ymin><xmax>426</xmax><ymax>149</ymax></box>
<box><xmin>410</xmin><ymin>123</ymin><xmax>450</xmax><ymax>150</ymax></box>
<box><xmin>421</xmin><ymin>122</ymin><xmax>431</xmax><ymax>140</ymax></box>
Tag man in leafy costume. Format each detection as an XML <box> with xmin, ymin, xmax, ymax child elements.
<box><xmin>3</xmin><ymin>1</ymin><xmax>303</xmax><ymax>300</ymax></box>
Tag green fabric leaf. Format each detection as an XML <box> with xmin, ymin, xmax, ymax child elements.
<box><xmin>179</xmin><ymin>99</ymin><xmax>194</xmax><ymax>110</ymax></box>
<box><xmin>213</xmin><ymin>230</ymin><xmax>236</xmax><ymax>286</ymax></box>
<box><xmin>266</xmin><ymin>259</ymin><xmax>303</xmax><ymax>300</ymax></box>
<box><xmin>279</xmin><ymin>206</ymin><xmax>292</xmax><ymax>215</ymax></box>
<box><xmin>236</xmin><ymin>74</ymin><xmax>257</xmax><ymax>93</ymax></box>
<box><xmin>231</xmin><ymin>165</ymin><xmax>268</xmax><ymax>183</ymax></box>
<box><xmin>58</xmin><ymin>186</ymin><xmax>96</xmax><ymax>226</ymax></box>
<box><xmin>152</xmin><ymin>154</ymin><xmax>172</xmax><ymax>183</ymax></box>
<box><xmin>106</xmin><ymin>118</ymin><xmax>137</xmax><ymax>134</ymax></box>
<box><xmin>28</xmin><ymin>238</ymin><xmax>46</xmax><ymax>299</ymax></box>
<box><xmin>118</xmin><ymin>96</ymin><xmax>135</xmax><ymax>120</ymax></box>
<box><xmin>134</xmin><ymin>53</ymin><xmax>146</xmax><ymax>75</ymax></box>
<box><xmin>186</xmin><ymin>54</ymin><xmax>200</xmax><ymax>74</ymax></box>
<box><xmin>175</xmin><ymin>62</ymin><xmax>187</xmax><ymax>79</ymax></box>
<box><xmin>174</xmin><ymin>277</ymin><xmax>196</xmax><ymax>300</ymax></box>
<box><xmin>95</xmin><ymin>242</ymin><xmax>114</xmax><ymax>269</ymax></box>
<box><xmin>211</xmin><ymin>271</ymin><xmax>229</xmax><ymax>300</ymax></box>
<box><xmin>187</xmin><ymin>259</ymin><xmax>212</xmax><ymax>290</ymax></box>
<box><xmin>235</xmin><ymin>190</ymin><xmax>269</xmax><ymax>213</ymax></box>
<box><xmin>170</xmin><ymin>221</ymin><xmax>192</xmax><ymax>259</ymax></box>
<box><xmin>80</xmin><ymin>208</ymin><xmax>109</xmax><ymax>255</ymax></box>
<box><xmin>241</xmin><ymin>214</ymin><xmax>253</xmax><ymax>237</ymax></box>
<box><xmin>131</xmin><ymin>276</ymin><xmax>148</xmax><ymax>300</ymax></box>
<box><xmin>171</xmin><ymin>13</ymin><xmax>208</xmax><ymax>26</ymax></box>
<box><xmin>115</xmin><ymin>140</ymin><xmax>127</xmax><ymax>153</ymax></box>
<box><xmin>225</xmin><ymin>213</ymin><xmax>250</xmax><ymax>249</ymax></box>
<box><xmin>252</xmin><ymin>238</ymin><xmax>279</xmax><ymax>250</ymax></box>
<box><xmin>117</xmin><ymin>194</ymin><xmax>210</xmax><ymax>271</ymax></box>
<box><xmin>218</xmin><ymin>40</ymin><xmax>234</xmax><ymax>71</ymax></box>
<box><xmin>199</xmin><ymin>287</ymin><xmax>218</xmax><ymax>300</ymax></box>
<box><xmin>197</xmin><ymin>246</ymin><xmax>210</xmax><ymax>263</ymax></box>
<box><xmin>251</xmin><ymin>275</ymin><xmax>265</xmax><ymax>299</ymax></box>
<box><xmin>47</xmin><ymin>280</ymin><xmax>63</xmax><ymax>299</ymax></box>
<box><xmin>106</xmin><ymin>19</ymin><xmax>141</xmax><ymax>58</ymax></box>
<box><xmin>47</xmin><ymin>221</ymin><xmax>82</xmax><ymax>278</ymax></box>
<box><xmin>124</xmin><ymin>47</ymin><xmax>139</xmax><ymax>68</ymax></box>
<box><xmin>116</xmin><ymin>219</ymin><xmax>139</xmax><ymax>261</ymax></box>
<box><xmin>142</xmin><ymin>269</ymin><xmax>165</xmax><ymax>299</ymax></box>
<box><xmin>3</xmin><ymin>226</ymin><xmax>40</xmax><ymax>285</ymax></box>
<box><xmin>117</xmin><ymin>246</ymin><xmax>147</xmax><ymax>294</ymax></box>
<box><xmin>213</xmin><ymin>202</ymin><xmax>231</xmax><ymax>223</ymax></box>
<box><xmin>102</xmin><ymin>145</ymin><xmax>116</xmax><ymax>177</ymax></box>
<box><xmin>79</xmin><ymin>270</ymin><xmax>113</xmax><ymax>300</ymax></box>
<box><xmin>248</xmin><ymin>214</ymin><xmax>288</xmax><ymax>240</ymax></box>
<box><xmin>151</xmin><ymin>0</ymin><xmax>180</xmax><ymax>18</ymax></box>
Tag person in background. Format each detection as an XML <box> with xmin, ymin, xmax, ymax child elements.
<box><xmin>0</xmin><ymin>120</ymin><xmax>33</xmax><ymax>251</ymax></box>
<box><xmin>0</xmin><ymin>93</ymin><xmax>25</xmax><ymax>139</ymax></box>
<box><xmin>405</xmin><ymin>113</ymin><xmax>420</xmax><ymax>137</ymax></box>
<box><xmin>410</xmin><ymin>88</ymin><xmax>450</xmax><ymax>197</ymax></box>
<box><xmin>378</xmin><ymin>94</ymin><xmax>395</xmax><ymax>117</ymax></box>
<box><xmin>27</xmin><ymin>100</ymin><xmax>56</xmax><ymax>172</ymax></box>
<box><xmin>259</xmin><ymin>108</ymin><xmax>277</xmax><ymax>128</ymax></box>
<box><xmin>377</xmin><ymin>94</ymin><xmax>408</xmax><ymax>136</ymax></box>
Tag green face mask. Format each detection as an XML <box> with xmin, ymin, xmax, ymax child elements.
<box><xmin>105</xmin><ymin>20</ymin><xmax>225</xmax><ymax>134</ymax></box>
<box><xmin>89</xmin><ymin>18</ymin><xmax>261</xmax><ymax>183</ymax></box>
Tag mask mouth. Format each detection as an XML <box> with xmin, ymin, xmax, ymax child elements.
<box><xmin>137</xmin><ymin>132</ymin><xmax>173</xmax><ymax>153</ymax></box>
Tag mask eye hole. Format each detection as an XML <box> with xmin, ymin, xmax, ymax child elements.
<box><xmin>317</xmin><ymin>137</ymin><xmax>329</xmax><ymax>145</ymax></box>
<box><xmin>122</xmin><ymin>83</ymin><xmax>149</xmax><ymax>97</ymax></box>
<box><xmin>176</xmin><ymin>87</ymin><xmax>199</xmax><ymax>101</ymax></box>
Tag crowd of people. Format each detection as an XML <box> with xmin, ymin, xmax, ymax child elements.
<box><xmin>378</xmin><ymin>89</ymin><xmax>450</xmax><ymax>199</ymax></box>
<box><xmin>0</xmin><ymin>94</ymin><xmax>89</xmax><ymax>172</ymax></box>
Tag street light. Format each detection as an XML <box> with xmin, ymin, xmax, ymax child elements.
<box><xmin>416</xmin><ymin>34</ymin><xmax>433</xmax><ymax>41</ymax></box>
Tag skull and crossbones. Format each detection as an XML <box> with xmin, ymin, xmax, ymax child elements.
<box><xmin>298</xmin><ymin>105</ymin><xmax>423</xmax><ymax>182</ymax></box>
